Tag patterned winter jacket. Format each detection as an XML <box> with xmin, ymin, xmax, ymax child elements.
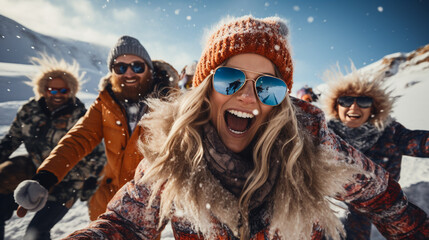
<box><xmin>64</xmin><ymin>99</ymin><xmax>428</xmax><ymax>240</ymax></box>
<box><xmin>328</xmin><ymin>119</ymin><xmax>429</xmax><ymax>239</ymax></box>
<box><xmin>38</xmin><ymin>86</ymin><xmax>145</xmax><ymax>220</ymax></box>
<box><xmin>362</xmin><ymin>120</ymin><xmax>429</xmax><ymax>181</ymax></box>
<box><xmin>0</xmin><ymin>97</ymin><xmax>106</xmax><ymax>204</ymax></box>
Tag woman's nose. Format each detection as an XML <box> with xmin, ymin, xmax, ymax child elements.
<box><xmin>236</xmin><ymin>81</ymin><xmax>257</xmax><ymax>104</ymax></box>
<box><xmin>349</xmin><ymin>101</ymin><xmax>359</xmax><ymax>109</ymax></box>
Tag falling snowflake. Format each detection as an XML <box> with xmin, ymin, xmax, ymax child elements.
<box><xmin>186</xmin><ymin>15</ymin><xmax>192</xmax><ymax>21</ymax></box>
<box><xmin>174</xmin><ymin>9</ymin><xmax>180</xmax><ymax>15</ymax></box>
<box><xmin>377</xmin><ymin>6</ymin><xmax>383</xmax><ymax>12</ymax></box>
<box><xmin>293</xmin><ymin>5</ymin><xmax>300</xmax><ymax>11</ymax></box>
<box><xmin>307</xmin><ymin>16</ymin><xmax>314</xmax><ymax>23</ymax></box>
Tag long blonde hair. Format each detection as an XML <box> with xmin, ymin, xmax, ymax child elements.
<box><xmin>139</xmin><ymin>73</ymin><xmax>355</xmax><ymax>239</ymax></box>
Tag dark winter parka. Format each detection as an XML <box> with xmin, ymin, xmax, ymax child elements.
<box><xmin>0</xmin><ymin>97</ymin><xmax>106</xmax><ymax>205</ymax></box>
<box><xmin>322</xmin><ymin>68</ymin><xmax>429</xmax><ymax>240</ymax></box>
<box><xmin>64</xmin><ymin>99</ymin><xmax>429</xmax><ymax>240</ymax></box>
<box><xmin>329</xmin><ymin>119</ymin><xmax>429</xmax><ymax>181</ymax></box>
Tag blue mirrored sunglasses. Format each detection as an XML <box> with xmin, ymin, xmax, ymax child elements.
<box><xmin>212</xmin><ymin>66</ymin><xmax>288</xmax><ymax>106</ymax></box>
<box><xmin>112</xmin><ymin>61</ymin><xmax>146</xmax><ymax>74</ymax></box>
<box><xmin>47</xmin><ymin>87</ymin><xmax>69</xmax><ymax>95</ymax></box>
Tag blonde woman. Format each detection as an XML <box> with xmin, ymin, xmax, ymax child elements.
<box><xmin>64</xmin><ymin>16</ymin><xmax>427</xmax><ymax>240</ymax></box>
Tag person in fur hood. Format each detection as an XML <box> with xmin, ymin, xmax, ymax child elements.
<box><xmin>13</xmin><ymin>36</ymin><xmax>179</xmax><ymax>222</ymax></box>
<box><xmin>65</xmin><ymin>16</ymin><xmax>427</xmax><ymax>240</ymax></box>
<box><xmin>0</xmin><ymin>53</ymin><xmax>106</xmax><ymax>240</ymax></box>
<box><xmin>321</xmin><ymin>63</ymin><xmax>429</xmax><ymax>240</ymax></box>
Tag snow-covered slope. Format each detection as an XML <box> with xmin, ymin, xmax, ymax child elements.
<box><xmin>0</xmin><ymin>14</ymin><xmax>109</xmax><ymax>101</ymax></box>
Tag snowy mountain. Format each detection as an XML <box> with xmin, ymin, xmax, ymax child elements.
<box><xmin>0</xmin><ymin>14</ymin><xmax>109</xmax><ymax>102</ymax></box>
<box><xmin>1</xmin><ymin>13</ymin><xmax>428</xmax><ymax>239</ymax></box>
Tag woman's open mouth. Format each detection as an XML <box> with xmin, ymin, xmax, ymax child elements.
<box><xmin>347</xmin><ymin>113</ymin><xmax>361</xmax><ymax>119</ymax></box>
<box><xmin>224</xmin><ymin>109</ymin><xmax>255</xmax><ymax>134</ymax></box>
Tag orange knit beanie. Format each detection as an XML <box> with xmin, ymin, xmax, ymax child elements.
<box><xmin>193</xmin><ymin>15</ymin><xmax>294</xmax><ymax>92</ymax></box>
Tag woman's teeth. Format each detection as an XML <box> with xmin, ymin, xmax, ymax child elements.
<box><xmin>226</xmin><ymin>110</ymin><xmax>254</xmax><ymax>134</ymax></box>
<box><xmin>347</xmin><ymin>113</ymin><xmax>361</xmax><ymax>119</ymax></box>
<box><xmin>227</xmin><ymin>109</ymin><xmax>254</xmax><ymax>118</ymax></box>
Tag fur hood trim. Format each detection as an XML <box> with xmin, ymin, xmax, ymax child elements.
<box><xmin>25</xmin><ymin>53</ymin><xmax>84</xmax><ymax>100</ymax></box>
<box><xmin>321</xmin><ymin>64</ymin><xmax>395</xmax><ymax>130</ymax></box>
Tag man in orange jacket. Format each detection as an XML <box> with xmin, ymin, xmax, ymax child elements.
<box><xmin>14</xmin><ymin>35</ymin><xmax>178</xmax><ymax>223</ymax></box>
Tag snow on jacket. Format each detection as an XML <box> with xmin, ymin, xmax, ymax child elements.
<box><xmin>64</xmin><ymin>99</ymin><xmax>428</xmax><ymax>240</ymax></box>
<box><xmin>38</xmin><ymin>87</ymin><xmax>144</xmax><ymax>219</ymax></box>
<box><xmin>0</xmin><ymin>97</ymin><xmax>106</xmax><ymax>204</ymax></box>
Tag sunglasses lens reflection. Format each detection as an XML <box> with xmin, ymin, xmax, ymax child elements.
<box><xmin>131</xmin><ymin>62</ymin><xmax>145</xmax><ymax>73</ymax></box>
<box><xmin>113</xmin><ymin>62</ymin><xmax>145</xmax><ymax>74</ymax></box>
<box><xmin>212</xmin><ymin>66</ymin><xmax>287</xmax><ymax>106</ymax></box>
<box><xmin>47</xmin><ymin>88</ymin><xmax>69</xmax><ymax>95</ymax></box>
<box><xmin>255</xmin><ymin>76</ymin><xmax>287</xmax><ymax>106</ymax></box>
<box><xmin>213</xmin><ymin>67</ymin><xmax>246</xmax><ymax>95</ymax></box>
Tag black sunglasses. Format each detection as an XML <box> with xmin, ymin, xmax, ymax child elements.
<box><xmin>46</xmin><ymin>87</ymin><xmax>69</xmax><ymax>95</ymax></box>
<box><xmin>112</xmin><ymin>61</ymin><xmax>146</xmax><ymax>75</ymax></box>
<box><xmin>211</xmin><ymin>66</ymin><xmax>288</xmax><ymax>106</ymax></box>
<box><xmin>337</xmin><ymin>96</ymin><xmax>373</xmax><ymax>108</ymax></box>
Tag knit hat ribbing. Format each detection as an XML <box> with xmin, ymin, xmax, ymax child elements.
<box><xmin>107</xmin><ymin>35</ymin><xmax>153</xmax><ymax>72</ymax></box>
<box><xmin>193</xmin><ymin>15</ymin><xmax>294</xmax><ymax>92</ymax></box>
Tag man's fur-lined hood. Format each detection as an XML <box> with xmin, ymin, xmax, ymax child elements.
<box><xmin>138</xmin><ymin>95</ymin><xmax>360</xmax><ymax>240</ymax></box>
<box><xmin>321</xmin><ymin>64</ymin><xmax>395</xmax><ymax>130</ymax></box>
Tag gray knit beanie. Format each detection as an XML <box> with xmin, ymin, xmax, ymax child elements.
<box><xmin>107</xmin><ymin>35</ymin><xmax>153</xmax><ymax>72</ymax></box>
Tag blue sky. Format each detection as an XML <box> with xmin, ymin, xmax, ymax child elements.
<box><xmin>0</xmin><ymin>0</ymin><xmax>428</xmax><ymax>92</ymax></box>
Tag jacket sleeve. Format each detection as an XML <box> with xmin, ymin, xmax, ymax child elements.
<box><xmin>79</xmin><ymin>143</ymin><xmax>107</xmax><ymax>180</ymax></box>
<box><xmin>63</xmin><ymin>161</ymin><xmax>167</xmax><ymax>239</ymax></box>
<box><xmin>392</xmin><ymin>121</ymin><xmax>429</xmax><ymax>157</ymax></box>
<box><xmin>318</xmin><ymin>116</ymin><xmax>428</xmax><ymax>239</ymax></box>
<box><xmin>38</xmin><ymin>98</ymin><xmax>105</xmax><ymax>182</ymax></box>
<box><xmin>0</xmin><ymin>107</ymin><xmax>25</xmax><ymax>163</ymax></box>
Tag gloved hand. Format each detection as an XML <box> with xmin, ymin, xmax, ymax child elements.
<box><xmin>13</xmin><ymin>170</ymin><xmax>58</xmax><ymax>217</ymax></box>
<box><xmin>14</xmin><ymin>180</ymin><xmax>48</xmax><ymax>212</ymax></box>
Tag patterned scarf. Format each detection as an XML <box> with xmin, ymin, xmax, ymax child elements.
<box><xmin>121</xmin><ymin>100</ymin><xmax>147</xmax><ymax>133</ymax></box>
<box><xmin>202</xmin><ymin>123</ymin><xmax>281</xmax><ymax>211</ymax></box>
<box><xmin>328</xmin><ymin>119</ymin><xmax>383</xmax><ymax>152</ymax></box>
